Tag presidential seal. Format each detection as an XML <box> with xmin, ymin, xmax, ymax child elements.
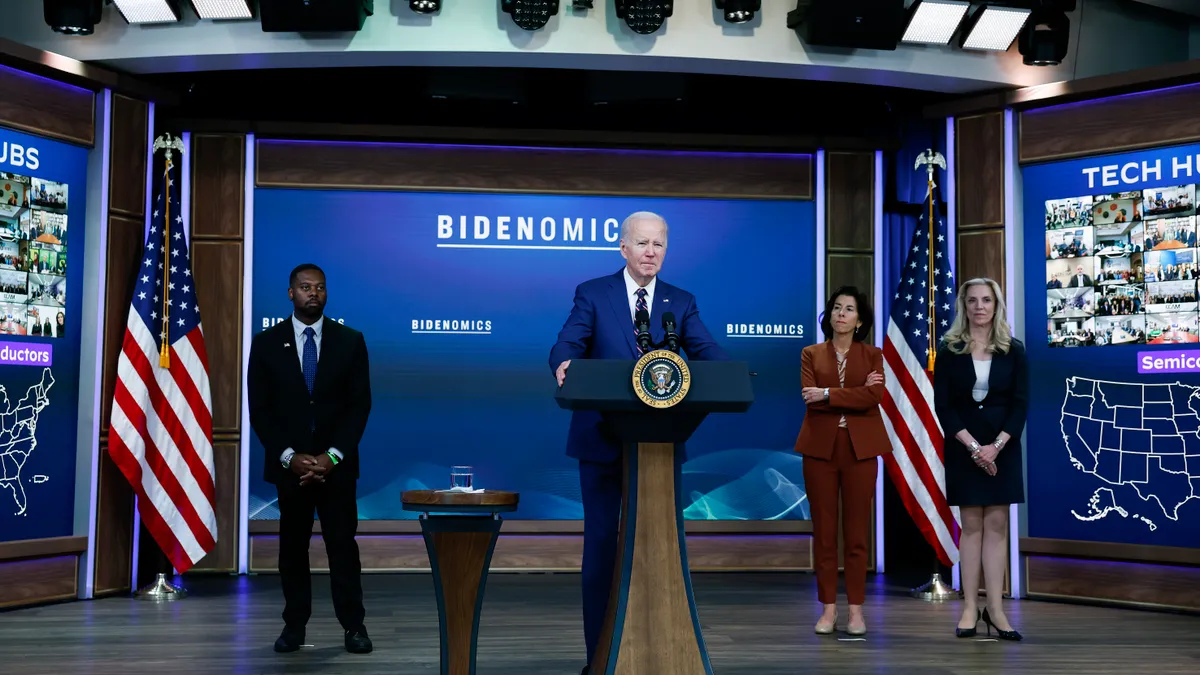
<box><xmin>632</xmin><ymin>349</ymin><xmax>691</xmax><ymax>408</ymax></box>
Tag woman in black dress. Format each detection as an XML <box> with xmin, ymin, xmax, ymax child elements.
<box><xmin>934</xmin><ymin>277</ymin><xmax>1027</xmax><ymax>641</ymax></box>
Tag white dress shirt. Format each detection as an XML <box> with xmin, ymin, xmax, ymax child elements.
<box><xmin>623</xmin><ymin>267</ymin><xmax>656</xmax><ymax>322</ymax></box>
<box><xmin>280</xmin><ymin>314</ymin><xmax>343</xmax><ymax>466</ymax></box>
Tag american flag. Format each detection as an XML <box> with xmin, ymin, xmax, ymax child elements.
<box><xmin>108</xmin><ymin>135</ymin><xmax>217</xmax><ymax>574</ymax></box>
<box><xmin>880</xmin><ymin>188</ymin><xmax>961</xmax><ymax>567</ymax></box>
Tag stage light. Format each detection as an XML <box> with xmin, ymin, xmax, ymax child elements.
<box><xmin>43</xmin><ymin>0</ymin><xmax>103</xmax><ymax>35</ymax></box>
<box><xmin>715</xmin><ymin>0</ymin><xmax>759</xmax><ymax>24</ymax></box>
<box><xmin>501</xmin><ymin>0</ymin><xmax>558</xmax><ymax>30</ymax></box>
<box><xmin>112</xmin><ymin>0</ymin><xmax>180</xmax><ymax>23</ymax></box>
<box><xmin>787</xmin><ymin>0</ymin><xmax>905</xmax><ymax>51</ymax></box>
<box><xmin>616</xmin><ymin>0</ymin><xmax>673</xmax><ymax>35</ymax></box>
<box><xmin>901</xmin><ymin>0</ymin><xmax>969</xmax><ymax>45</ymax></box>
<box><xmin>959</xmin><ymin>4</ymin><xmax>1031</xmax><ymax>52</ymax></box>
<box><xmin>189</xmin><ymin>0</ymin><xmax>254</xmax><ymax>19</ymax></box>
<box><xmin>1018</xmin><ymin>6</ymin><xmax>1070</xmax><ymax>66</ymax></box>
<box><xmin>572</xmin><ymin>0</ymin><xmax>593</xmax><ymax>7</ymax></box>
<box><xmin>409</xmin><ymin>0</ymin><xmax>440</xmax><ymax>12</ymax></box>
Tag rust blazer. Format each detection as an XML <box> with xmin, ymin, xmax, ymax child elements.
<box><xmin>793</xmin><ymin>341</ymin><xmax>892</xmax><ymax>461</ymax></box>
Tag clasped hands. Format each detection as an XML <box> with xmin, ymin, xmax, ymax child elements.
<box><xmin>801</xmin><ymin>370</ymin><xmax>884</xmax><ymax>404</ymax></box>
<box><xmin>291</xmin><ymin>453</ymin><xmax>335</xmax><ymax>486</ymax></box>
<box><xmin>972</xmin><ymin>444</ymin><xmax>999</xmax><ymax>476</ymax></box>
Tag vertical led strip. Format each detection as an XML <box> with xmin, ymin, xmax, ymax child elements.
<box><xmin>130</xmin><ymin>100</ymin><xmax>157</xmax><ymax>591</ymax></box>
<box><xmin>946</xmin><ymin>116</ymin><xmax>961</xmax><ymax>591</ymax></box>
<box><xmin>239</xmin><ymin>134</ymin><xmax>256</xmax><ymax>575</ymax></box>
<box><xmin>182</xmin><ymin>132</ymin><xmax>191</xmax><ymax>248</ymax></box>
<box><xmin>873</xmin><ymin>149</ymin><xmax>885</xmax><ymax>574</ymax></box>
<box><xmin>81</xmin><ymin>89</ymin><xmax>113</xmax><ymax>600</ymax></box>
<box><xmin>1004</xmin><ymin>108</ymin><xmax>1022</xmax><ymax>600</ymax></box>
<box><xmin>815</xmin><ymin>150</ymin><xmax>826</xmax><ymax>345</ymax></box>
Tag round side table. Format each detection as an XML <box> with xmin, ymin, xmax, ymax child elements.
<box><xmin>401</xmin><ymin>489</ymin><xmax>519</xmax><ymax>675</ymax></box>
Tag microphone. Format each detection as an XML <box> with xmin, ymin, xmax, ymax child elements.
<box><xmin>661</xmin><ymin>311</ymin><xmax>679</xmax><ymax>353</ymax></box>
<box><xmin>634</xmin><ymin>309</ymin><xmax>652</xmax><ymax>353</ymax></box>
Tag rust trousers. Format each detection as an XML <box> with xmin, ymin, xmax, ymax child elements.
<box><xmin>802</xmin><ymin>427</ymin><xmax>878</xmax><ymax>605</ymax></box>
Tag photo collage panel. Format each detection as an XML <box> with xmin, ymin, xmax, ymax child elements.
<box><xmin>0</xmin><ymin>172</ymin><xmax>68</xmax><ymax>338</ymax></box>
<box><xmin>1045</xmin><ymin>186</ymin><xmax>1198</xmax><ymax>347</ymax></box>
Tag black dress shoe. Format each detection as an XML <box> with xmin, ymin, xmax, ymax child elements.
<box><xmin>345</xmin><ymin>626</ymin><xmax>373</xmax><ymax>654</ymax></box>
<box><xmin>580</xmin><ymin>667</ymin><xmax>590</xmax><ymax>675</ymax></box>
<box><xmin>274</xmin><ymin>626</ymin><xmax>304</xmax><ymax>653</ymax></box>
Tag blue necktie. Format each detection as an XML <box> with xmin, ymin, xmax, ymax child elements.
<box><xmin>302</xmin><ymin>326</ymin><xmax>317</xmax><ymax>395</ymax></box>
<box><xmin>634</xmin><ymin>288</ymin><xmax>648</xmax><ymax>354</ymax></box>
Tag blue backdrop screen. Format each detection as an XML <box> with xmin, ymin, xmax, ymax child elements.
<box><xmin>0</xmin><ymin>124</ymin><xmax>88</xmax><ymax>542</ymax></box>
<box><xmin>250</xmin><ymin>188</ymin><xmax>816</xmax><ymax>520</ymax></box>
<box><xmin>1023</xmin><ymin>141</ymin><xmax>1200</xmax><ymax>548</ymax></box>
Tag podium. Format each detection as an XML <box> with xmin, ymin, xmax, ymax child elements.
<box><xmin>402</xmin><ymin>489</ymin><xmax>520</xmax><ymax>675</ymax></box>
<box><xmin>556</xmin><ymin>357</ymin><xmax>754</xmax><ymax>675</ymax></box>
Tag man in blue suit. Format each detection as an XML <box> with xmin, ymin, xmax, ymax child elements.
<box><xmin>549</xmin><ymin>211</ymin><xmax>728</xmax><ymax>674</ymax></box>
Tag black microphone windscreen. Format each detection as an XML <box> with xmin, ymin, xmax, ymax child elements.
<box><xmin>635</xmin><ymin>309</ymin><xmax>650</xmax><ymax>327</ymax></box>
<box><xmin>662</xmin><ymin>311</ymin><xmax>676</xmax><ymax>327</ymax></box>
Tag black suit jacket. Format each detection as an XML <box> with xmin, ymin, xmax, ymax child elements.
<box><xmin>248</xmin><ymin>317</ymin><xmax>372</xmax><ymax>484</ymax></box>
<box><xmin>932</xmin><ymin>338</ymin><xmax>1028</xmax><ymax>447</ymax></box>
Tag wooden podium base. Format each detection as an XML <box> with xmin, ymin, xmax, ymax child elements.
<box><xmin>591</xmin><ymin>442</ymin><xmax>712</xmax><ymax>675</ymax></box>
<box><xmin>402</xmin><ymin>490</ymin><xmax>519</xmax><ymax>675</ymax></box>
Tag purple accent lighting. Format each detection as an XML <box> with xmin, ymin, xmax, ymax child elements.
<box><xmin>1137</xmin><ymin>349</ymin><xmax>1200</xmax><ymax>374</ymax></box>
<box><xmin>0</xmin><ymin>340</ymin><xmax>52</xmax><ymax>366</ymax></box>
<box><xmin>256</xmin><ymin>138</ymin><xmax>813</xmax><ymax>161</ymax></box>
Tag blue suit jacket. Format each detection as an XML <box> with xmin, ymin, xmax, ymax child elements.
<box><xmin>549</xmin><ymin>269</ymin><xmax>730</xmax><ymax>463</ymax></box>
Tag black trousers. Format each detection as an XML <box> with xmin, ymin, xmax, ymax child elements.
<box><xmin>276</xmin><ymin>476</ymin><xmax>365</xmax><ymax>631</ymax></box>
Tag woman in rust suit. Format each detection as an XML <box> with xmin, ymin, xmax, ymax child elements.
<box><xmin>795</xmin><ymin>286</ymin><xmax>890</xmax><ymax>636</ymax></box>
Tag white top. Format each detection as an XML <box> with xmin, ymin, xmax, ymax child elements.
<box><xmin>971</xmin><ymin>358</ymin><xmax>991</xmax><ymax>402</ymax></box>
<box><xmin>623</xmin><ymin>266</ymin><xmax>657</xmax><ymax>321</ymax></box>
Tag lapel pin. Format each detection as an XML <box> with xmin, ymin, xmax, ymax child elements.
<box><xmin>284</xmin><ymin>343</ymin><xmax>290</xmax><ymax>347</ymax></box>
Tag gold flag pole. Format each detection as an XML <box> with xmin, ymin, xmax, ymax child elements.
<box><xmin>914</xmin><ymin>148</ymin><xmax>946</xmax><ymax>372</ymax></box>
<box><xmin>151</xmin><ymin>134</ymin><xmax>184</xmax><ymax>369</ymax></box>
<box><xmin>910</xmin><ymin>148</ymin><xmax>955</xmax><ymax>603</ymax></box>
<box><xmin>136</xmin><ymin>133</ymin><xmax>188</xmax><ymax>603</ymax></box>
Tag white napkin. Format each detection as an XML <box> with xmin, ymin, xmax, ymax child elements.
<box><xmin>438</xmin><ymin>486</ymin><xmax>485</xmax><ymax>494</ymax></box>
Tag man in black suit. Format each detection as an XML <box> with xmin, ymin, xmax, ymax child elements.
<box><xmin>248</xmin><ymin>263</ymin><xmax>373</xmax><ymax>654</ymax></box>
<box><xmin>1067</xmin><ymin>264</ymin><xmax>1093</xmax><ymax>288</ymax></box>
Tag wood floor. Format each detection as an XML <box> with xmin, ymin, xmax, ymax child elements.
<box><xmin>0</xmin><ymin>572</ymin><xmax>1197</xmax><ymax>674</ymax></box>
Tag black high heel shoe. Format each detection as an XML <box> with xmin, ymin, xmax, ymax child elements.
<box><xmin>982</xmin><ymin>607</ymin><xmax>1023</xmax><ymax>641</ymax></box>
<box><xmin>955</xmin><ymin>609</ymin><xmax>980</xmax><ymax>638</ymax></box>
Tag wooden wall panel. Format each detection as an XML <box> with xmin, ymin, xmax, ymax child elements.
<box><xmin>1020</xmin><ymin>82</ymin><xmax>1200</xmax><ymax>164</ymax></box>
<box><xmin>108</xmin><ymin>96</ymin><xmax>147</xmax><ymax>218</ymax></box>
<box><xmin>1021</xmin><ymin>537</ymin><xmax>1200</xmax><ymax>566</ymax></box>
<box><xmin>93</xmin><ymin>440</ymin><xmax>134</xmax><ymax>595</ymax></box>
<box><xmin>191</xmin><ymin>134</ymin><xmax>245</xmax><ymax>238</ymax></box>
<box><xmin>0</xmin><ymin>556</ymin><xmax>78</xmax><ymax>609</ymax></box>
<box><xmin>255</xmin><ymin>139</ymin><xmax>813</xmax><ymax>199</ymax></box>
<box><xmin>1026</xmin><ymin>555</ymin><xmax>1200</xmax><ymax>612</ymax></box>
<box><xmin>190</xmin><ymin>241</ymin><xmax>243</xmax><ymax>433</ymax></box>
<box><xmin>93</xmin><ymin>94</ymin><xmax>150</xmax><ymax>596</ymax></box>
<box><xmin>0</xmin><ymin>63</ymin><xmax>94</xmax><ymax>146</ymax></box>
<box><xmin>250</xmin><ymin>534</ymin><xmax>812</xmax><ymax>573</ymax></box>
<box><xmin>957</xmin><ymin>228</ymin><xmax>1006</xmax><ymax>291</ymax></box>
<box><xmin>956</xmin><ymin>113</ymin><xmax>1005</xmax><ymax>229</ymax></box>
<box><xmin>191</xmin><ymin>443</ymin><xmax>239</xmax><ymax>572</ymax></box>
<box><xmin>827</xmin><ymin>253</ymin><xmax>874</xmax><ymax>312</ymax></box>
<box><xmin>100</xmin><ymin>215</ymin><xmax>145</xmax><ymax>432</ymax></box>
<box><xmin>825</xmin><ymin>151</ymin><xmax>874</xmax><ymax>251</ymax></box>
<box><xmin>187</xmin><ymin>132</ymin><xmax>247</xmax><ymax>576</ymax></box>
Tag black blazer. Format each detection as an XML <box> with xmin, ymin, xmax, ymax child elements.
<box><xmin>248</xmin><ymin>317</ymin><xmax>372</xmax><ymax>484</ymax></box>
<box><xmin>932</xmin><ymin>338</ymin><xmax>1028</xmax><ymax>449</ymax></box>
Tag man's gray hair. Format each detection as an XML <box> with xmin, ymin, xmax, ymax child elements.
<box><xmin>620</xmin><ymin>211</ymin><xmax>669</xmax><ymax>242</ymax></box>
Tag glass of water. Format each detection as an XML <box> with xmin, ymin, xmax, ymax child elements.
<box><xmin>451</xmin><ymin>465</ymin><xmax>473</xmax><ymax>490</ymax></box>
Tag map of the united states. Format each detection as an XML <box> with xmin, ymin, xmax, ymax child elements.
<box><xmin>1060</xmin><ymin>377</ymin><xmax>1200</xmax><ymax>529</ymax></box>
<box><xmin>0</xmin><ymin>368</ymin><xmax>55</xmax><ymax>516</ymax></box>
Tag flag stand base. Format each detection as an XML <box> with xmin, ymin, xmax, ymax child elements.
<box><xmin>135</xmin><ymin>573</ymin><xmax>188</xmax><ymax>602</ymax></box>
<box><xmin>910</xmin><ymin>572</ymin><xmax>957</xmax><ymax>602</ymax></box>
